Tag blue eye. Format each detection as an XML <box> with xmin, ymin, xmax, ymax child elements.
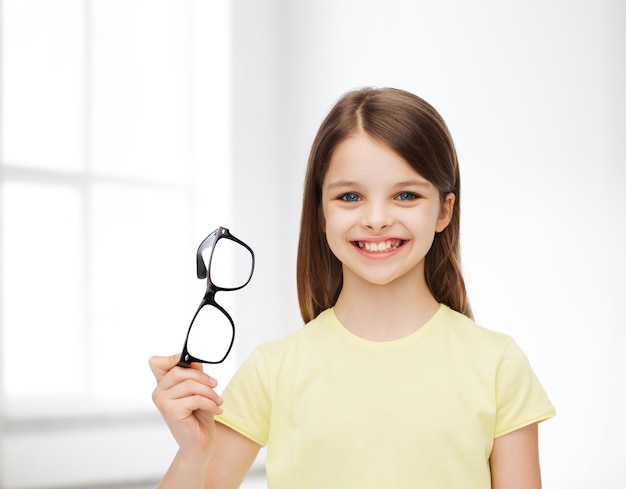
<box><xmin>396</xmin><ymin>192</ymin><xmax>418</xmax><ymax>201</ymax></box>
<box><xmin>340</xmin><ymin>193</ymin><xmax>361</xmax><ymax>202</ymax></box>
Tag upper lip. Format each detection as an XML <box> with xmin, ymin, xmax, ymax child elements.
<box><xmin>352</xmin><ymin>236</ymin><xmax>405</xmax><ymax>243</ymax></box>
<box><xmin>352</xmin><ymin>237</ymin><xmax>407</xmax><ymax>252</ymax></box>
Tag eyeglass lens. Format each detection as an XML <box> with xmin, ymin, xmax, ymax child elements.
<box><xmin>185</xmin><ymin>304</ymin><xmax>234</xmax><ymax>363</ymax></box>
<box><xmin>202</xmin><ymin>236</ymin><xmax>254</xmax><ymax>289</ymax></box>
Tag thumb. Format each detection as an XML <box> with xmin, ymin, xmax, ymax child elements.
<box><xmin>148</xmin><ymin>353</ymin><xmax>181</xmax><ymax>383</ymax></box>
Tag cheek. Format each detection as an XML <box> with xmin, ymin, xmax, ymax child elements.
<box><xmin>321</xmin><ymin>211</ymin><xmax>347</xmax><ymax>253</ymax></box>
<box><xmin>320</xmin><ymin>202</ymin><xmax>343</xmax><ymax>240</ymax></box>
<box><xmin>323</xmin><ymin>207</ymin><xmax>349</xmax><ymax>235</ymax></box>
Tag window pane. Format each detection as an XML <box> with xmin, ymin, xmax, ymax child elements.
<box><xmin>1</xmin><ymin>182</ymin><xmax>84</xmax><ymax>396</ymax></box>
<box><xmin>90</xmin><ymin>0</ymin><xmax>190</xmax><ymax>183</ymax></box>
<box><xmin>0</xmin><ymin>0</ymin><xmax>84</xmax><ymax>171</ymax></box>
<box><xmin>89</xmin><ymin>183</ymin><xmax>194</xmax><ymax>404</ymax></box>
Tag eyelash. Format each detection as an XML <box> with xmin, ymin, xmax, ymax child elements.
<box><xmin>396</xmin><ymin>192</ymin><xmax>419</xmax><ymax>201</ymax></box>
<box><xmin>338</xmin><ymin>192</ymin><xmax>420</xmax><ymax>202</ymax></box>
<box><xmin>339</xmin><ymin>192</ymin><xmax>361</xmax><ymax>202</ymax></box>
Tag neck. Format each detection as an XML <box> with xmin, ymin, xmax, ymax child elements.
<box><xmin>333</xmin><ymin>269</ymin><xmax>440</xmax><ymax>341</ymax></box>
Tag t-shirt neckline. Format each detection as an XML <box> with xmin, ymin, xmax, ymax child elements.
<box><xmin>327</xmin><ymin>303</ymin><xmax>446</xmax><ymax>348</ymax></box>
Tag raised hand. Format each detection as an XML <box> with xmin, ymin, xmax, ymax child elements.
<box><xmin>149</xmin><ymin>354</ymin><xmax>224</xmax><ymax>462</ymax></box>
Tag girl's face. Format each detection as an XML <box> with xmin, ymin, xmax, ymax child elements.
<box><xmin>321</xmin><ymin>132</ymin><xmax>454</xmax><ymax>289</ymax></box>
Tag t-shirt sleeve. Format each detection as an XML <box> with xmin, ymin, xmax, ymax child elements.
<box><xmin>494</xmin><ymin>338</ymin><xmax>556</xmax><ymax>437</ymax></box>
<box><xmin>214</xmin><ymin>345</ymin><xmax>272</xmax><ymax>446</ymax></box>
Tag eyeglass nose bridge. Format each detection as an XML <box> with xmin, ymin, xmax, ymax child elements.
<box><xmin>203</xmin><ymin>288</ymin><xmax>217</xmax><ymax>302</ymax></box>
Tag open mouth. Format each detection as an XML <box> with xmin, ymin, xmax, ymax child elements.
<box><xmin>354</xmin><ymin>239</ymin><xmax>405</xmax><ymax>253</ymax></box>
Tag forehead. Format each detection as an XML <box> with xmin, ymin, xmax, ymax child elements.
<box><xmin>323</xmin><ymin>133</ymin><xmax>433</xmax><ymax>189</ymax></box>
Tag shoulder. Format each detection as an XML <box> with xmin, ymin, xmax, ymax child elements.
<box><xmin>252</xmin><ymin>309</ymin><xmax>336</xmax><ymax>359</ymax></box>
<box><xmin>433</xmin><ymin>305</ymin><xmax>539</xmax><ymax>377</ymax></box>
<box><xmin>437</xmin><ymin>305</ymin><xmax>514</xmax><ymax>350</ymax></box>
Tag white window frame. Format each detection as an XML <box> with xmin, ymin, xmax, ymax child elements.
<box><xmin>0</xmin><ymin>1</ymin><xmax>234</xmax><ymax>487</ymax></box>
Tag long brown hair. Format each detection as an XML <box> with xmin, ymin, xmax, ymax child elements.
<box><xmin>296</xmin><ymin>87</ymin><xmax>472</xmax><ymax>323</ymax></box>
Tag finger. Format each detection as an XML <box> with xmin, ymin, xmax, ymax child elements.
<box><xmin>159</xmin><ymin>378</ymin><xmax>223</xmax><ymax>407</ymax></box>
<box><xmin>157</xmin><ymin>365</ymin><xmax>219</xmax><ymax>392</ymax></box>
<box><xmin>152</xmin><ymin>372</ymin><xmax>222</xmax><ymax>416</ymax></box>
<box><xmin>149</xmin><ymin>354</ymin><xmax>209</xmax><ymax>383</ymax></box>
<box><xmin>164</xmin><ymin>394</ymin><xmax>223</xmax><ymax>417</ymax></box>
<box><xmin>154</xmin><ymin>381</ymin><xmax>224</xmax><ymax>419</ymax></box>
<box><xmin>186</xmin><ymin>395</ymin><xmax>223</xmax><ymax>416</ymax></box>
<box><xmin>149</xmin><ymin>354</ymin><xmax>181</xmax><ymax>382</ymax></box>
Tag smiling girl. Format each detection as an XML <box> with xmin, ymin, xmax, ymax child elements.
<box><xmin>150</xmin><ymin>87</ymin><xmax>555</xmax><ymax>488</ymax></box>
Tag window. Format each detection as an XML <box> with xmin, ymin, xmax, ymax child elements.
<box><xmin>0</xmin><ymin>0</ymin><xmax>233</xmax><ymax>486</ymax></box>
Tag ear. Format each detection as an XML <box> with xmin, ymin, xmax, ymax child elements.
<box><xmin>435</xmin><ymin>192</ymin><xmax>455</xmax><ymax>233</ymax></box>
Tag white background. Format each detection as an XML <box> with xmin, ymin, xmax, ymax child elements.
<box><xmin>229</xmin><ymin>1</ymin><xmax>625</xmax><ymax>488</ymax></box>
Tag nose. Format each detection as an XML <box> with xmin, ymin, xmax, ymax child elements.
<box><xmin>361</xmin><ymin>200</ymin><xmax>392</xmax><ymax>231</ymax></box>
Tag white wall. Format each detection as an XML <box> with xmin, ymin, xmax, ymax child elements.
<box><xmin>229</xmin><ymin>1</ymin><xmax>626</xmax><ymax>487</ymax></box>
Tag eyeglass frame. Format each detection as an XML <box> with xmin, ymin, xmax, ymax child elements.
<box><xmin>177</xmin><ymin>226</ymin><xmax>255</xmax><ymax>367</ymax></box>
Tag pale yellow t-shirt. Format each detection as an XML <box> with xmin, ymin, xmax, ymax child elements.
<box><xmin>216</xmin><ymin>305</ymin><xmax>555</xmax><ymax>488</ymax></box>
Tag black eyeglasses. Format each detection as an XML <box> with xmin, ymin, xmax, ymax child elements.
<box><xmin>177</xmin><ymin>227</ymin><xmax>255</xmax><ymax>367</ymax></box>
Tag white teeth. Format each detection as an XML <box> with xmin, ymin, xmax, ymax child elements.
<box><xmin>358</xmin><ymin>240</ymin><xmax>401</xmax><ymax>252</ymax></box>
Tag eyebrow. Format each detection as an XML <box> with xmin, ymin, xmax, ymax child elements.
<box><xmin>325</xmin><ymin>180</ymin><xmax>360</xmax><ymax>190</ymax></box>
<box><xmin>393</xmin><ymin>179</ymin><xmax>432</xmax><ymax>189</ymax></box>
<box><xmin>324</xmin><ymin>179</ymin><xmax>432</xmax><ymax>190</ymax></box>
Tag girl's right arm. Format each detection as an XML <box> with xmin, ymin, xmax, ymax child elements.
<box><xmin>149</xmin><ymin>354</ymin><xmax>261</xmax><ymax>489</ymax></box>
